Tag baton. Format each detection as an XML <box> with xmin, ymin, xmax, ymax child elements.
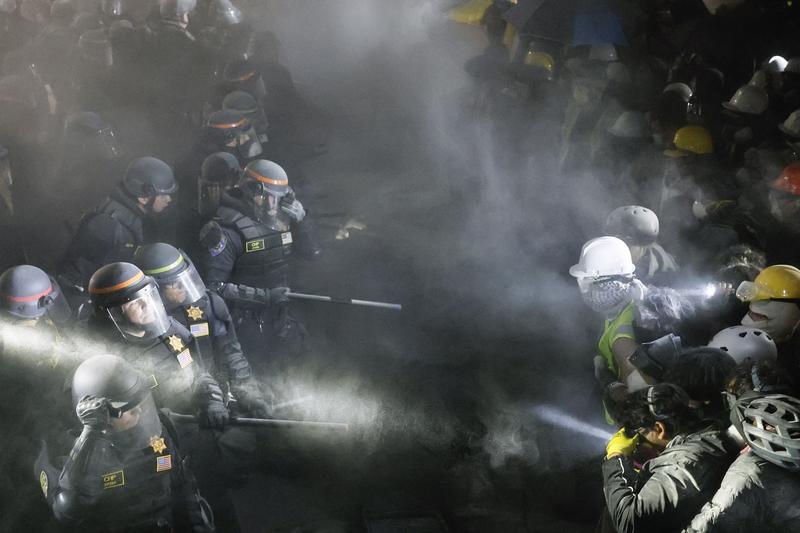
<box><xmin>168</xmin><ymin>412</ymin><xmax>349</xmax><ymax>431</ymax></box>
<box><xmin>286</xmin><ymin>291</ymin><xmax>402</xmax><ymax>311</ymax></box>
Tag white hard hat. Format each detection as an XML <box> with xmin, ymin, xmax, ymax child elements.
<box><xmin>708</xmin><ymin>326</ymin><xmax>778</xmax><ymax>365</ymax></box>
<box><xmin>779</xmin><ymin>110</ymin><xmax>800</xmax><ymax>139</ymax></box>
<box><xmin>767</xmin><ymin>56</ymin><xmax>788</xmax><ymax>74</ymax></box>
<box><xmin>662</xmin><ymin>82</ymin><xmax>693</xmax><ymax>102</ymax></box>
<box><xmin>722</xmin><ymin>84</ymin><xmax>769</xmax><ymax>115</ymax></box>
<box><xmin>588</xmin><ymin>44</ymin><xmax>617</xmax><ymax>63</ymax></box>
<box><xmin>604</xmin><ymin>206</ymin><xmax>659</xmax><ymax>242</ymax></box>
<box><xmin>569</xmin><ymin>236</ymin><xmax>635</xmax><ymax>278</ymax></box>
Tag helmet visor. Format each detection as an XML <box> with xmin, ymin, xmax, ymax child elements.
<box><xmin>158</xmin><ymin>266</ymin><xmax>206</xmax><ymax>311</ymax></box>
<box><xmin>108</xmin><ymin>393</ymin><xmax>163</xmax><ymax>451</ymax></box>
<box><xmin>107</xmin><ymin>283</ymin><xmax>170</xmax><ymax>340</ymax></box>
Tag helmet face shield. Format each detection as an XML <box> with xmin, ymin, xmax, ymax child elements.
<box><xmin>107</xmin><ymin>283</ymin><xmax>170</xmax><ymax>341</ymax></box>
<box><xmin>0</xmin><ymin>147</ymin><xmax>13</xmax><ymax>216</ymax></box>
<box><xmin>224</xmin><ymin>126</ymin><xmax>262</xmax><ymax>159</ymax></box>
<box><xmin>108</xmin><ymin>393</ymin><xmax>163</xmax><ymax>451</ymax></box>
<box><xmin>158</xmin><ymin>266</ymin><xmax>206</xmax><ymax>310</ymax></box>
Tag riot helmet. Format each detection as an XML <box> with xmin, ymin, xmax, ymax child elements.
<box><xmin>122</xmin><ymin>156</ymin><xmax>178</xmax><ymax>212</ymax></box>
<box><xmin>0</xmin><ymin>265</ymin><xmax>60</xmax><ymax>320</ymax></box>
<box><xmin>222</xmin><ymin>57</ymin><xmax>266</xmax><ymax>100</ymax></box>
<box><xmin>159</xmin><ymin>0</ymin><xmax>196</xmax><ymax>20</ymax></box>
<box><xmin>204</xmin><ymin>109</ymin><xmax>262</xmax><ymax>161</ymax></box>
<box><xmin>133</xmin><ymin>243</ymin><xmax>206</xmax><ymax>311</ymax></box>
<box><xmin>207</xmin><ymin>0</ymin><xmax>241</xmax><ymax>26</ymax></box>
<box><xmin>71</xmin><ymin>354</ymin><xmax>162</xmax><ymax>450</ymax></box>
<box><xmin>198</xmin><ymin>151</ymin><xmax>239</xmax><ymax>217</ymax></box>
<box><xmin>239</xmin><ymin>159</ymin><xmax>290</xmax><ymax>220</ymax></box>
<box><xmin>222</xmin><ymin>90</ymin><xmax>268</xmax><ymax>142</ymax></box>
<box><xmin>64</xmin><ymin>111</ymin><xmax>121</xmax><ymax>161</ymax></box>
<box><xmin>89</xmin><ymin>262</ymin><xmax>171</xmax><ymax>341</ymax></box>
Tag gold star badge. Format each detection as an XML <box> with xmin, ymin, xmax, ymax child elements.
<box><xmin>186</xmin><ymin>306</ymin><xmax>204</xmax><ymax>320</ymax></box>
<box><xmin>167</xmin><ymin>335</ymin><xmax>184</xmax><ymax>353</ymax></box>
<box><xmin>149</xmin><ymin>436</ymin><xmax>167</xmax><ymax>454</ymax></box>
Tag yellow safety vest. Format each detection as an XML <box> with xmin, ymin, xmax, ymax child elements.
<box><xmin>597</xmin><ymin>301</ymin><xmax>637</xmax><ymax>424</ymax></box>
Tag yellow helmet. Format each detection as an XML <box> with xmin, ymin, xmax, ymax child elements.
<box><xmin>447</xmin><ymin>0</ymin><xmax>492</xmax><ymax>25</ymax></box>
<box><xmin>663</xmin><ymin>126</ymin><xmax>714</xmax><ymax>158</ymax></box>
<box><xmin>737</xmin><ymin>265</ymin><xmax>800</xmax><ymax>302</ymax></box>
<box><xmin>524</xmin><ymin>51</ymin><xmax>554</xmax><ymax>75</ymax></box>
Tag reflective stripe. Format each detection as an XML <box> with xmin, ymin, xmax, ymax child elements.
<box><xmin>4</xmin><ymin>285</ymin><xmax>52</xmax><ymax>302</ymax></box>
<box><xmin>245</xmin><ymin>167</ymin><xmax>288</xmax><ymax>186</ymax></box>
<box><xmin>208</xmin><ymin>118</ymin><xmax>247</xmax><ymax>129</ymax></box>
<box><xmin>143</xmin><ymin>255</ymin><xmax>184</xmax><ymax>276</ymax></box>
<box><xmin>89</xmin><ymin>271</ymin><xmax>144</xmax><ymax>294</ymax></box>
<box><xmin>616</xmin><ymin>324</ymin><xmax>635</xmax><ymax>336</ymax></box>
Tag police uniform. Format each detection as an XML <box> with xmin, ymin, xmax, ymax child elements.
<box><xmin>36</xmin><ymin>410</ymin><xmax>213</xmax><ymax>533</ymax></box>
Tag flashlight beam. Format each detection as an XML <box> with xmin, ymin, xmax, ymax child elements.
<box><xmin>532</xmin><ymin>405</ymin><xmax>614</xmax><ymax>442</ymax></box>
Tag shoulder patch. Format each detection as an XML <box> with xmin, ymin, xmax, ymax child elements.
<box><xmin>200</xmin><ymin>221</ymin><xmax>227</xmax><ymax>257</ymax></box>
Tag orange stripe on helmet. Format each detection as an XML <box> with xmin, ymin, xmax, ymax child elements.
<box><xmin>4</xmin><ymin>285</ymin><xmax>53</xmax><ymax>302</ymax></box>
<box><xmin>230</xmin><ymin>70</ymin><xmax>256</xmax><ymax>82</ymax></box>
<box><xmin>208</xmin><ymin>117</ymin><xmax>247</xmax><ymax>129</ymax></box>
<box><xmin>246</xmin><ymin>167</ymin><xmax>288</xmax><ymax>186</ymax></box>
<box><xmin>89</xmin><ymin>271</ymin><xmax>144</xmax><ymax>295</ymax></box>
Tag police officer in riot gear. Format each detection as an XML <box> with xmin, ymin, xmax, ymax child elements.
<box><xmin>133</xmin><ymin>242</ymin><xmax>270</xmax><ymax>417</ymax></box>
<box><xmin>203</xmin><ymin>108</ymin><xmax>263</xmax><ymax>164</ymax></box>
<box><xmin>35</xmin><ymin>354</ymin><xmax>215</xmax><ymax>532</ymax></box>
<box><xmin>199</xmin><ymin>159</ymin><xmax>320</xmax><ymax>347</ymax></box>
<box><xmin>59</xmin><ymin>156</ymin><xmax>178</xmax><ymax>310</ymax></box>
<box><xmin>198</xmin><ymin>151</ymin><xmax>239</xmax><ymax>219</ymax></box>
<box><xmin>0</xmin><ymin>264</ymin><xmax>72</xmax><ymax>327</ymax></box>
<box><xmin>87</xmin><ymin>262</ymin><xmax>229</xmax><ymax>429</ymax></box>
<box><xmin>222</xmin><ymin>90</ymin><xmax>268</xmax><ymax>144</ymax></box>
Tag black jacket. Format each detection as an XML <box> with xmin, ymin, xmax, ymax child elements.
<box><xmin>603</xmin><ymin>427</ymin><xmax>738</xmax><ymax>533</ymax></box>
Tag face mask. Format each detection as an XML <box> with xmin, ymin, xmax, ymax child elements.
<box><xmin>581</xmin><ymin>279</ymin><xmax>632</xmax><ymax>314</ymax></box>
<box><xmin>741</xmin><ymin>300</ymin><xmax>800</xmax><ymax>343</ymax></box>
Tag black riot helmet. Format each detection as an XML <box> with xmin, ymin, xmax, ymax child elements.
<box><xmin>64</xmin><ymin>111</ymin><xmax>121</xmax><ymax>161</ymax></box>
<box><xmin>89</xmin><ymin>262</ymin><xmax>171</xmax><ymax>341</ymax></box>
<box><xmin>198</xmin><ymin>151</ymin><xmax>239</xmax><ymax>216</ymax></box>
<box><xmin>239</xmin><ymin>159</ymin><xmax>290</xmax><ymax>223</ymax></box>
<box><xmin>71</xmin><ymin>354</ymin><xmax>162</xmax><ymax>450</ymax></box>
<box><xmin>203</xmin><ymin>109</ymin><xmax>262</xmax><ymax>161</ymax></box>
<box><xmin>0</xmin><ymin>265</ymin><xmax>59</xmax><ymax>320</ymax></box>
<box><xmin>207</xmin><ymin>0</ymin><xmax>241</xmax><ymax>27</ymax></box>
<box><xmin>222</xmin><ymin>57</ymin><xmax>266</xmax><ymax>100</ymax></box>
<box><xmin>122</xmin><ymin>156</ymin><xmax>178</xmax><ymax>198</ymax></box>
<box><xmin>133</xmin><ymin>243</ymin><xmax>206</xmax><ymax>310</ymax></box>
<box><xmin>222</xmin><ymin>90</ymin><xmax>268</xmax><ymax>139</ymax></box>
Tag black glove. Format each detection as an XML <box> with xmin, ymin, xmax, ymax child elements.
<box><xmin>76</xmin><ymin>395</ymin><xmax>111</xmax><ymax>430</ymax></box>
<box><xmin>266</xmin><ymin>286</ymin><xmax>290</xmax><ymax>305</ymax></box>
<box><xmin>194</xmin><ymin>376</ymin><xmax>230</xmax><ymax>430</ymax></box>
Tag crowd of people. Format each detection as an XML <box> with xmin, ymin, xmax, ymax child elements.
<box><xmin>457</xmin><ymin>0</ymin><xmax>800</xmax><ymax>531</ymax></box>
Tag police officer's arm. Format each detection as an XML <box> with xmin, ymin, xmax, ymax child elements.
<box><xmin>190</xmin><ymin>369</ymin><xmax>229</xmax><ymax>429</ymax></box>
<box><xmin>291</xmin><ymin>216</ymin><xmax>322</xmax><ymax>260</ymax></box>
<box><xmin>51</xmin><ymin>398</ymin><xmax>116</xmax><ymax>525</ymax></box>
<box><xmin>201</xmin><ymin>221</ymin><xmax>287</xmax><ymax>306</ymax></box>
<box><xmin>207</xmin><ymin>292</ymin><xmax>252</xmax><ymax>382</ymax></box>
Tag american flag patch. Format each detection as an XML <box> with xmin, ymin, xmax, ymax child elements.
<box><xmin>176</xmin><ymin>350</ymin><xmax>193</xmax><ymax>368</ymax></box>
<box><xmin>156</xmin><ymin>455</ymin><xmax>172</xmax><ymax>472</ymax></box>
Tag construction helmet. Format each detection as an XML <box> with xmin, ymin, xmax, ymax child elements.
<box><xmin>569</xmin><ymin>236</ymin><xmax>635</xmax><ymax>278</ymax></box>
<box><xmin>722</xmin><ymin>84</ymin><xmax>769</xmax><ymax>115</ymax></box>
<box><xmin>604</xmin><ymin>206</ymin><xmax>659</xmax><ymax>244</ymax></box>
<box><xmin>607</xmin><ymin>111</ymin><xmax>648</xmax><ymax>139</ymax></box>
<box><xmin>766</xmin><ymin>56</ymin><xmax>788</xmax><ymax>73</ymax></box>
<box><xmin>707</xmin><ymin>326</ymin><xmax>777</xmax><ymax>365</ymax></box>
<box><xmin>732</xmin><ymin>394</ymin><xmax>800</xmax><ymax>471</ymax></box>
<box><xmin>524</xmin><ymin>51</ymin><xmax>554</xmax><ymax>78</ymax></box>
<box><xmin>663</xmin><ymin>125</ymin><xmax>713</xmax><ymax>157</ymax></box>
<box><xmin>780</xmin><ymin>110</ymin><xmax>800</xmax><ymax>139</ymax></box>
<box><xmin>737</xmin><ymin>265</ymin><xmax>800</xmax><ymax>302</ymax></box>
<box><xmin>771</xmin><ymin>164</ymin><xmax>800</xmax><ymax>196</ymax></box>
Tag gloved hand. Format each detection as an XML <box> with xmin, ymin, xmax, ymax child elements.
<box><xmin>268</xmin><ymin>286</ymin><xmax>290</xmax><ymax>305</ymax></box>
<box><xmin>197</xmin><ymin>399</ymin><xmax>229</xmax><ymax>430</ymax></box>
<box><xmin>280</xmin><ymin>189</ymin><xmax>306</xmax><ymax>223</ymax></box>
<box><xmin>594</xmin><ymin>356</ymin><xmax>617</xmax><ymax>388</ymax></box>
<box><xmin>606</xmin><ymin>428</ymin><xmax>639</xmax><ymax>459</ymax></box>
<box><xmin>76</xmin><ymin>395</ymin><xmax>111</xmax><ymax>430</ymax></box>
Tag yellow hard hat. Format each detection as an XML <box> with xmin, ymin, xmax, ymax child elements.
<box><xmin>524</xmin><ymin>51</ymin><xmax>554</xmax><ymax>73</ymax></box>
<box><xmin>663</xmin><ymin>125</ymin><xmax>714</xmax><ymax>158</ymax></box>
<box><xmin>737</xmin><ymin>265</ymin><xmax>800</xmax><ymax>302</ymax></box>
<box><xmin>447</xmin><ymin>0</ymin><xmax>492</xmax><ymax>25</ymax></box>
